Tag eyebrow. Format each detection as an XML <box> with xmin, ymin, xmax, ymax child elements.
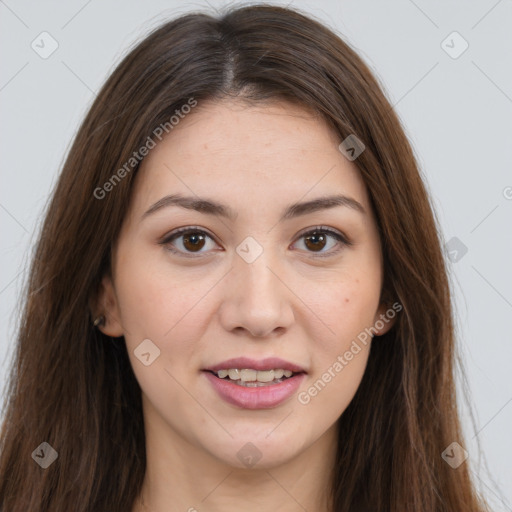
<box><xmin>141</xmin><ymin>193</ymin><xmax>366</xmax><ymax>222</ymax></box>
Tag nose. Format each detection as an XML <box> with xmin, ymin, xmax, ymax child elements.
<box><xmin>219</xmin><ymin>248</ymin><xmax>295</xmax><ymax>338</ymax></box>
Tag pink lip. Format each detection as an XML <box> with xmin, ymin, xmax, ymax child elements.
<box><xmin>203</xmin><ymin>371</ymin><xmax>306</xmax><ymax>410</ymax></box>
<box><xmin>203</xmin><ymin>357</ymin><xmax>306</xmax><ymax>373</ymax></box>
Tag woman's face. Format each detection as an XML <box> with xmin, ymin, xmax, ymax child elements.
<box><xmin>98</xmin><ymin>99</ymin><xmax>395</xmax><ymax>470</ymax></box>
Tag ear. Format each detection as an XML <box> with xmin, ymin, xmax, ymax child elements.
<box><xmin>93</xmin><ymin>274</ymin><xmax>124</xmax><ymax>337</ymax></box>
<box><xmin>372</xmin><ymin>301</ymin><xmax>398</xmax><ymax>337</ymax></box>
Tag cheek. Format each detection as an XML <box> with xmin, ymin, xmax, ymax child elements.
<box><xmin>312</xmin><ymin>272</ymin><xmax>381</xmax><ymax>352</ymax></box>
<box><xmin>114</xmin><ymin>251</ymin><xmax>218</xmax><ymax>391</ymax></box>
<box><xmin>115</xmin><ymin>245</ymin><xmax>206</xmax><ymax>339</ymax></box>
<box><xmin>299</xmin><ymin>277</ymin><xmax>377</xmax><ymax>412</ymax></box>
<box><xmin>116</xmin><ymin>262</ymin><xmax>205</xmax><ymax>407</ymax></box>
<box><xmin>300</xmin><ymin>344</ymin><xmax>370</xmax><ymax>426</ymax></box>
<box><xmin>300</xmin><ymin>283</ymin><xmax>376</xmax><ymax>418</ymax></box>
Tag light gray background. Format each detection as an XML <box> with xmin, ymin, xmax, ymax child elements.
<box><xmin>1</xmin><ymin>0</ymin><xmax>511</xmax><ymax>509</ymax></box>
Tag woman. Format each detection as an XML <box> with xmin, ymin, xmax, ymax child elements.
<box><xmin>0</xmin><ymin>4</ymin><xmax>490</xmax><ymax>511</ymax></box>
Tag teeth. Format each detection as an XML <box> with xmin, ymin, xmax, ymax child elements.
<box><xmin>273</xmin><ymin>369</ymin><xmax>284</xmax><ymax>379</ymax></box>
<box><xmin>215</xmin><ymin>368</ymin><xmax>296</xmax><ymax>382</ymax></box>
<box><xmin>228</xmin><ymin>369</ymin><xmax>241</xmax><ymax>380</ymax></box>
<box><xmin>255</xmin><ymin>370</ymin><xmax>274</xmax><ymax>382</ymax></box>
<box><xmin>241</xmin><ymin>369</ymin><xmax>258</xmax><ymax>381</ymax></box>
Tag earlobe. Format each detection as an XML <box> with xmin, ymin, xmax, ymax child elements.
<box><xmin>372</xmin><ymin>301</ymin><xmax>398</xmax><ymax>337</ymax></box>
<box><xmin>93</xmin><ymin>274</ymin><xmax>124</xmax><ymax>337</ymax></box>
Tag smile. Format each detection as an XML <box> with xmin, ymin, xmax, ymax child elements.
<box><xmin>203</xmin><ymin>369</ymin><xmax>306</xmax><ymax>409</ymax></box>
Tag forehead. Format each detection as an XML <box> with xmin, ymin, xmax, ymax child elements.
<box><xmin>130</xmin><ymin>99</ymin><xmax>371</xmax><ymax>220</ymax></box>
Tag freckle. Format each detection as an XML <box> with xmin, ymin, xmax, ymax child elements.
<box><xmin>345</xmin><ymin>297</ymin><xmax>349</xmax><ymax>303</ymax></box>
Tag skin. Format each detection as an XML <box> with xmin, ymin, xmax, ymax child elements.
<box><xmin>96</xmin><ymin>98</ymin><xmax>396</xmax><ymax>512</ymax></box>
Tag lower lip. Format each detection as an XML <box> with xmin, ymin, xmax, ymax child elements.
<box><xmin>203</xmin><ymin>371</ymin><xmax>306</xmax><ymax>410</ymax></box>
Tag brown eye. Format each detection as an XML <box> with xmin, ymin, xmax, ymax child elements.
<box><xmin>161</xmin><ymin>227</ymin><xmax>218</xmax><ymax>257</ymax></box>
<box><xmin>181</xmin><ymin>232</ymin><xmax>207</xmax><ymax>252</ymax></box>
<box><xmin>303</xmin><ymin>232</ymin><xmax>328</xmax><ymax>252</ymax></box>
<box><xmin>161</xmin><ymin>226</ymin><xmax>350</xmax><ymax>259</ymax></box>
<box><xmin>293</xmin><ymin>227</ymin><xmax>350</xmax><ymax>257</ymax></box>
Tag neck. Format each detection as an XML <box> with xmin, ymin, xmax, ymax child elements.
<box><xmin>133</xmin><ymin>401</ymin><xmax>338</xmax><ymax>512</ymax></box>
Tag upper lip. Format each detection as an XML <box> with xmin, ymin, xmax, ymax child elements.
<box><xmin>203</xmin><ymin>357</ymin><xmax>307</xmax><ymax>373</ymax></box>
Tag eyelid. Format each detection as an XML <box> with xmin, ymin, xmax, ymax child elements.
<box><xmin>159</xmin><ymin>225</ymin><xmax>221</xmax><ymax>255</ymax></box>
<box><xmin>159</xmin><ymin>225</ymin><xmax>351</xmax><ymax>258</ymax></box>
<box><xmin>294</xmin><ymin>225</ymin><xmax>351</xmax><ymax>246</ymax></box>
<box><xmin>160</xmin><ymin>225</ymin><xmax>217</xmax><ymax>243</ymax></box>
<box><xmin>291</xmin><ymin>225</ymin><xmax>352</xmax><ymax>259</ymax></box>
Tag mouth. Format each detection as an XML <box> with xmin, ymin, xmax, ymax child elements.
<box><xmin>201</xmin><ymin>357</ymin><xmax>308</xmax><ymax>409</ymax></box>
<box><xmin>202</xmin><ymin>356</ymin><xmax>307</xmax><ymax>386</ymax></box>
<box><xmin>204</xmin><ymin>368</ymin><xmax>305</xmax><ymax>387</ymax></box>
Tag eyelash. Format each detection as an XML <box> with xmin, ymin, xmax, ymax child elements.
<box><xmin>159</xmin><ymin>225</ymin><xmax>352</xmax><ymax>259</ymax></box>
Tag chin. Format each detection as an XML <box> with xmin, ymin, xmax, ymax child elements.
<box><xmin>205</xmin><ymin>434</ymin><xmax>307</xmax><ymax>471</ymax></box>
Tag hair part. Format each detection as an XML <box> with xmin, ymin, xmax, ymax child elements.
<box><xmin>0</xmin><ymin>4</ymin><xmax>490</xmax><ymax>511</ymax></box>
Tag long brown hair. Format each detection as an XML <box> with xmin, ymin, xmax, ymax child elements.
<box><xmin>0</xmin><ymin>4</ymin><xmax>490</xmax><ymax>511</ymax></box>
